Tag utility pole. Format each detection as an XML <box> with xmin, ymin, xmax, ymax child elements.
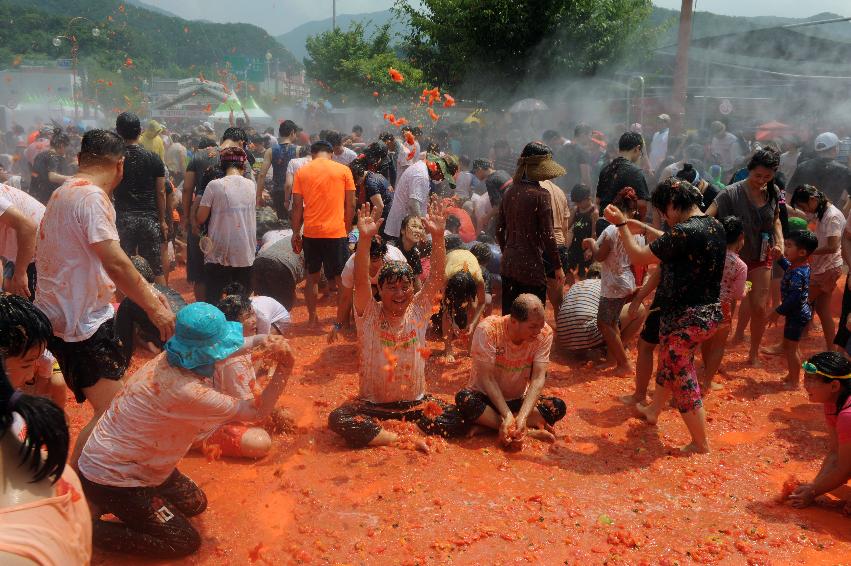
<box><xmin>670</xmin><ymin>0</ymin><xmax>694</xmax><ymax>139</ymax></box>
<box><xmin>333</xmin><ymin>0</ymin><xmax>336</xmax><ymax>31</ymax></box>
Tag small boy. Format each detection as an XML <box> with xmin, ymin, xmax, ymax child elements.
<box><xmin>768</xmin><ymin>230</ymin><xmax>818</xmax><ymax>386</ymax></box>
<box><xmin>565</xmin><ymin>184</ymin><xmax>597</xmax><ymax>283</ymax></box>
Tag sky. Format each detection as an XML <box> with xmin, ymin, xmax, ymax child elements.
<box><xmin>140</xmin><ymin>0</ymin><xmax>851</xmax><ymax>36</ymax></box>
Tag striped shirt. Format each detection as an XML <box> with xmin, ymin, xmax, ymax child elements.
<box><xmin>556</xmin><ymin>279</ymin><xmax>604</xmax><ymax>352</ymax></box>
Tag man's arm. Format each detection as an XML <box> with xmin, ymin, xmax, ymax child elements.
<box><xmin>538</xmin><ymin>193</ymin><xmax>565</xmax><ymax>284</ymax></box>
<box><xmin>0</xmin><ymin>207</ymin><xmax>36</xmax><ymax>297</ymax></box>
<box><xmin>155</xmin><ymin>176</ymin><xmax>167</xmax><ymax>240</ymax></box>
<box><xmin>256</xmin><ymin>148</ymin><xmax>272</xmax><ymax>204</ymax></box>
<box><xmin>290</xmin><ymin>194</ymin><xmax>304</xmax><ymax>254</ymax></box>
<box><xmin>352</xmin><ymin>204</ymin><xmax>382</xmax><ymax>316</ymax></box>
<box><xmin>580</xmin><ymin>163</ymin><xmax>591</xmax><ymax>187</ymax></box>
<box><xmin>182</xmin><ymin>170</ymin><xmax>196</xmax><ymax>226</ymax></box>
<box><xmin>344</xmin><ymin>190</ymin><xmax>355</xmax><ymax>234</ymax></box>
<box><xmin>233</xmin><ymin>336</ymin><xmax>294</xmax><ymax>421</ymax></box>
<box><xmin>91</xmin><ymin>239</ymin><xmax>175</xmax><ymax>340</ymax></box>
<box><xmin>47</xmin><ymin>172</ymin><xmax>70</xmax><ymax>184</ymax></box>
<box><xmin>515</xmin><ymin>362</ymin><xmax>548</xmax><ymax>432</ymax></box>
<box><xmin>196</xmin><ymin>205</ymin><xmax>211</xmax><ymax>226</ymax></box>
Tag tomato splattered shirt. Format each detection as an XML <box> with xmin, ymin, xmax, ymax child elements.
<box><xmin>825</xmin><ymin>397</ymin><xmax>851</xmax><ymax>445</ymax></box>
<box><xmin>469</xmin><ymin>315</ymin><xmax>553</xmax><ymax>400</ymax></box>
<box><xmin>78</xmin><ymin>353</ymin><xmax>241</xmax><ymax>487</ymax></box>
<box><xmin>354</xmin><ymin>291</ymin><xmax>430</xmax><ymax>403</ymax></box>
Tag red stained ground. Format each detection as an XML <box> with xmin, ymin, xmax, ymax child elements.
<box><xmin>75</xmin><ymin>267</ymin><xmax>850</xmax><ymax>565</ymax></box>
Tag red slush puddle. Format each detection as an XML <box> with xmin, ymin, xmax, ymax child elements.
<box><xmin>75</xmin><ymin>267</ymin><xmax>849</xmax><ymax>565</ymax></box>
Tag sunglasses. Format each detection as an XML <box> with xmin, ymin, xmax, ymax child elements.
<box><xmin>802</xmin><ymin>361</ymin><xmax>851</xmax><ymax>379</ymax></box>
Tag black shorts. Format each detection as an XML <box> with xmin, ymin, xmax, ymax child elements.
<box><xmin>834</xmin><ymin>278</ymin><xmax>851</xmax><ymax>350</ymax></box>
<box><xmin>501</xmin><ymin>275</ymin><xmax>547</xmax><ymax>314</ymax></box>
<box><xmin>454</xmin><ymin>388</ymin><xmax>567</xmax><ymax>426</ymax></box>
<box><xmin>203</xmin><ymin>263</ymin><xmax>252</xmax><ymax>306</ymax></box>
<box><xmin>186</xmin><ymin>231</ymin><xmax>205</xmax><ymax>284</ymax></box>
<box><xmin>640</xmin><ymin>301</ymin><xmax>662</xmax><ymax>345</ymax></box>
<box><xmin>328</xmin><ymin>395</ymin><xmax>469</xmax><ymax>448</ymax></box>
<box><xmin>784</xmin><ymin>316</ymin><xmax>808</xmax><ymax>342</ymax></box>
<box><xmin>565</xmin><ymin>245</ymin><xmax>591</xmax><ymax>276</ymax></box>
<box><xmin>49</xmin><ymin>318</ymin><xmax>127</xmax><ymax>403</ymax></box>
<box><xmin>302</xmin><ymin>236</ymin><xmax>348</xmax><ymax>278</ymax></box>
<box><xmin>2</xmin><ymin>261</ymin><xmax>37</xmax><ymax>299</ymax></box>
<box><xmin>270</xmin><ymin>191</ymin><xmax>288</xmax><ymax>221</ymax></box>
<box><xmin>116</xmin><ymin>214</ymin><xmax>164</xmax><ymax>277</ymax></box>
<box><xmin>80</xmin><ymin>469</ymin><xmax>205</xmax><ymax>559</ymax></box>
<box><xmin>544</xmin><ymin>246</ymin><xmax>570</xmax><ymax>278</ymax></box>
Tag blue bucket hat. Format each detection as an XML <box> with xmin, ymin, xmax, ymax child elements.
<box><xmin>165</xmin><ymin>302</ymin><xmax>243</xmax><ymax>373</ymax></box>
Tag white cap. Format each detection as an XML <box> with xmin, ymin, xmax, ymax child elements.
<box><xmin>657</xmin><ymin>113</ymin><xmax>670</xmax><ymax>122</ymax></box>
<box><xmin>201</xmin><ymin>121</ymin><xmax>214</xmax><ymax>133</ymax></box>
<box><xmin>814</xmin><ymin>132</ymin><xmax>839</xmax><ymax>152</ymax></box>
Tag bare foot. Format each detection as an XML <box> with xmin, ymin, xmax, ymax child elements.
<box><xmin>759</xmin><ymin>343</ymin><xmax>784</xmax><ymax>356</ymax></box>
<box><xmin>635</xmin><ymin>402</ymin><xmax>659</xmax><ymax>425</ymax></box>
<box><xmin>441</xmin><ymin>352</ymin><xmax>456</xmax><ymax>363</ymax></box>
<box><xmin>414</xmin><ymin>439</ymin><xmax>430</xmax><ymax>454</ymax></box>
<box><xmin>730</xmin><ymin>333</ymin><xmax>745</xmax><ymax>345</ymax></box>
<box><xmin>711</xmin><ymin>381</ymin><xmax>724</xmax><ymax>391</ymax></box>
<box><xmin>465</xmin><ymin>424</ymin><xmax>490</xmax><ymax>438</ymax></box>
<box><xmin>782</xmin><ymin>376</ymin><xmax>800</xmax><ymax>389</ymax></box>
<box><xmin>618</xmin><ymin>394</ymin><xmax>645</xmax><ymax>406</ymax></box>
<box><xmin>527</xmin><ymin>428</ymin><xmax>556</xmax><ymax>443</ymax></box>
<box><xmin>745</xmin><ymin>354</ymin><xmax>761</xmax><ymax>368</ymax></box>
<box><xmin>680</xmin><ymin>442</ymin><xmax>710</xmax><ymax>454</ymax></box>
<box><xmin>612</xmin><ymin>364</ymin><xmax>634</xmax><ymax>377</ymax></box>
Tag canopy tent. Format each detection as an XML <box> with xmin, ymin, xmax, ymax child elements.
<box><xmin>754</xmin><ymin>120</ymin><xmax>795</xmax><ymax>142</ymax></box>
<box><xmin>209</xmin><ymin>94</ymin><xmax>270</xmax><ymax>121</ymax></box>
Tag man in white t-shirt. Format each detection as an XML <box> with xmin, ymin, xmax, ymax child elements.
<box><xmin>35</xmin><ymin>129</ymin><xmax>176</xmax><ymax>467</ymax></box>
<box><xmin>648</xmin><ymin>114</ymin><xmax>670</xmax><ymax>172</ymax></box>
<box><xmin>251</xmin><ymin>295</ymin><xmax>291</xmax><ymax>335</ymax></box>
<box><xmin>455</xmin><ymin>294</ymin><xmax>565</xmax><ymax>448</ymax></box>
<box><xmin>327</xmin><ymin>130</ymin><xmax>358</xmax><ymax>166</ymax></box>
<box><xmin>0</xmin><ymin>183</ymin><xmax>43</xmax><ymax>298</ymax></box>
<box><xmin>329</xmin><ymin>236</ymin><xmax>407</xmax><ymax>342</ymax></box>
<box><xmin>710</xmin><ymin>121</ymin><xmax>743</xmax><ymax>176</ymax></box>
<box><xmin>328</xmin><ymin>200</ymin><xmax>468</xmax><ymax>450</ymax></box>
<box><xmin>284</xmin><ymin>154</ymin><xmax>311</xmax><ymax>212</ymax></box>
<box><xmin>383</xmin><ymin>155</ymin><xmax>456</xmax><ymax>241</ymax></box>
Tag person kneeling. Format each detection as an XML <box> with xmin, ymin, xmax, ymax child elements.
<box><xmin>456</xmin><ymin>294</ymin><xmax>566</xmax><ymax>449</ymax></box>
<box><xmin>328</xmin><ymin>200</ymin><xmax>467</xmax><ymax>451</ymax></box>
<box><xmin>77</xmin><ymin>302</ymin><xmax>293</xmax><ymax>559</ymax></box>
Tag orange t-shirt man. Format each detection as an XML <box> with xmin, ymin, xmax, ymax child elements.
<box><xmin>292</xmin><ymin>156</ymin><xmax>356</xmax><ymax>238</ymax></box>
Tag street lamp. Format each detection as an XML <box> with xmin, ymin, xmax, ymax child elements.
<box><xmin>265</xmin><ymin>51</ymin><xmax>272</xmax><ymax>95</ymax></box>
<box><xmin>53</xmin><ymin>17</ymin><xmax>101</xmax><ymax>120</ymax></box>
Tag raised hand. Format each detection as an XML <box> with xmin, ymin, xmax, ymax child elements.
<box><xmin>603</xmin><ymin>204</ymin><xmax>626</xmax><ymax>226</ymax></box>
<box><xmin>357</xmin><ymin>202</ymin><xmax>383</xmax><ymax>240</ymax></box>
<box><xmin>423</xmin><ymin>195</ymin><xmax>447</xmax><ymax>237</ymax></box>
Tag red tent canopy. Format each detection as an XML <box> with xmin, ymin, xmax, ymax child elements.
<box><xmin>755</xmin><ymin>121</ymin><xmax>794</xmax><ymax>142</ymax></box>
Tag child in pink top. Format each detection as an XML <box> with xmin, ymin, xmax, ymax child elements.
<box><xmin>701</xmin><ymin>216</ymin><xmax>748</xmax><ymax>391</ymax></box>
<box><xmin>789</xmin><ymin>352</ymin><xmax>851</xmax><ymax>509</ymax></box>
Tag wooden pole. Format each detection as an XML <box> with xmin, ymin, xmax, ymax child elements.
<box><xmin>670</xmin><ymin>0</ymin><xmax>694</xmax><ymax>139</ymax></box>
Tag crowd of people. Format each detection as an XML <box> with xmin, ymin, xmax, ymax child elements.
<box><xmin>0</xmin><ymin>108</ymin><xmax>850</xmax><ymax>561</ymax></box>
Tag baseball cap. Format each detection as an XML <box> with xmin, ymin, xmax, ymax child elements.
<box><xmin>657</xmin><ymin>113</ymin><xmax>670</xmax><ymax>122</ymax></box>
<box><xmin>814</xmin><ymin>132</ymin><xmax>839</xmax><ymax>152</ymax></box>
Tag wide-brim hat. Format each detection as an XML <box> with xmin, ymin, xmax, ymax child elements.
<box><xmin>514</xmin><ymin>153</ymin><xmax>566</xmax><ymax>182</ymax></box>
<box><xmin>164</xmin><ymin>302</ymin><xmax>243</xmax><ymax>370</ymax></box>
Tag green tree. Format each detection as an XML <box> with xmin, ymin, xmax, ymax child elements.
<box><xmin>304</xmin><ymin>22</ymin><xmax>425</xmax><ymax>105</ymax></box>
<box><xmin>395</xmin><ymin>0</ymin><xmax>659</xmax><ymax>98</ymax></box>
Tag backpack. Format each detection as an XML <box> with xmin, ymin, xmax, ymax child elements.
<box><xmin>270</xmin><ymin>143</ymin><xmax>298</xmax><ymax>192</ymax></box>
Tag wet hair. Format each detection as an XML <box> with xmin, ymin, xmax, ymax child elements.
<box><xmin>352</xmin><ymin>125</ymin><xmax>363</xmax><ymax>135</ymax></box>
<box><xmin>574</xmin><ymin>124</ymin><xmax>592</xmax><ymax>138</ymax></box>
<box><xmin>675</xmin><ymin>162</ymin><xmax>701</xmax><ymax>184</ymax></box>
<box><xmin>219</xmin><ymin>146</ymin><xmax>247</xmax><ymax>171</ymax></box>
<box><xmin>197</xmin><ymin>137</ymin><xmax>217</xmax><ymax>150</ymax></box>
<box><xmin>618</xmin><ymin>131</ymin><xmax>644</xmax><ymax>152</ymax></box>
<box><xmin>377</xmin><ymin>260</ymin><xmax>415</xmax><ymax>287</ymax></box>
<box><xmin>719</xmin><ymin>216</ymin><xmax>744</xmax><ymax>245</ymax></box>
<box><xmin>78</xmin><ymin>129</ymin><xmax>125</xmax><ymax>168</ymax></box>
<box><xmin>520</xmin><ymin>141</ymin><xmax>550</xmax><ymax>159</ymax></box>
<box><xmin>444</xmin><ymin>270</ymin><xmax>477</xmax><ymax>329</ymax></box>
<box><xmin>571</xmin><ymin>183</ymin><xmax>591</xmax><ymax>202</ymax></box>
<box><xmin>221</xmin><ymin>127</ymin><xmax>247</xmax><ymax>144</ymax></box>
<box><xmin>412</xmin><ymin>126</ymin><xmax>423</xmax><ymax>137</ymax></box>
<box><xmin>459</xmin><ymin>154</ymin><xmax>471</xmax><ymax>167</ymax></box>
<box><xmin>612</xmin><ymin>187</ymin><xmax>639</xmax><ymax>214</ymax></box>
<box><xmin>311</xmin><ymin>140</ymin><xmax>333</xmax><ymax>154</ymax></box>
<box><xmin>469</xmin><ymin>242</ymin><xmax>493</xmax><ymax>265</ymax></box>
<box><xmin>651</xmin><ymin>177</ymin><xmax>703</xmax><ymax>213</ymax></box>
<box><xmin>130</xmin><ymin>255</ymin><xmax>155</xmax><ymax>283</ymax></box>
<box><xmin>445</xmin><ymin>234</ymin><xmax>464</xmax><ymax>251</ymax></box>
<box><xmin>476</xmin><ymin>233</ymin><xmax>496</xmax><ymax>244</ymax></box>
<box><xmin>509</xmin><ymin>294</ymin><xmax>542</xmax><ymax>322</ymax></box>
<box><xmin>116</xmin><ymin>112</ymin><xmax>142</xmax><ymax>140</ymax></box>
<box><xmin>446</xmin><ymin>214</ymin><xmax>461</xmax><ymax>233</ymax></box>
<box><xmin>49</xmin><ymin>127</ymin><xmax>70</xmax><ymax>149</ymax></box>
<box><xmin>586</xmin><ymin>262</ymin><xmax>602</xmax><ymax>279</ymax></box>
<box><xmin>349</xmin><ymin>158</ymin><xmax>367</xmax><ymax>181</ymax></box>
<box><xmin>806</xmin><ymin>351</ymin><xmax>851</xmax><ymax>416</ymax></box>
<box><xmin>0</xmin><ymin>362</ymin><xmax>68</xmax><ymax>483</ymax></box>
<box><xmin>787</xmin><ymin>230</ymin><xmax>818</xmax><ymax>255</ymax></box>
<box><xmin>221</xmin><ymin>281</ymin><xmax>249</xmax><ymax>300</ymax></box>
<box><xmin>171</xmin><ymin>133</ymin><xmax>181</xmax><ymax>143</ymax></box>
<box><xmin>379</xmin><ymin>131</ymin><xmax>394</xmax><ymax>143</ymax></box>
<box><xmin>325</xmin><ymin>130</ymin><xmax>343</xmax><ymax>147</ymax></box>
<box><xmin>791</xmin><ymin>184</ymin><xmax>829</xmax><ymax>220</ymax></box>
<box><xmin>471</xmin><ymin>159</ymin><xmax>492</xmax><ymax>172</ymax></box>
<box><xmin>400</xmin><ymin>214</ymin><xmax>422</xmax><ymax>236</ymax></box>
<box><xmin>367</xmin><ymin>235</ymin><xmax>388</xmax><ymax>259</ymax></box>
<box><xmin>279</xmin><ymin>120</ymin><xmax>298</xmax><ymax>138</ymax></box>
<box><xmin>0</xmin><ymin>293</ymin><xmax>53</xmax><ymax>358</ymax></box>
<box><xmin>747</xmin><ymin>148</ymin><xmax>780</xmax><ymax>171</ymax></box>
<box><xmin>542</xmin><ymin>130</ymin><xmax>560</xmax><ymax>143</ymax></box>
<box><xmin>217</xmin><ymin>294</ymin><xmax>253</xmax><ymax>323</ymax></box>
<box><xmin>363</xmin><ymin>142</ymin><xmax>388</xmax><ymax>163</ymax></box>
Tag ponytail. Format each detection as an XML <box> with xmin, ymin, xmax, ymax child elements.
<box><xmin>0</xmin><ymin>365</ymin><xmax>69</xmax><ymax>483</ymax></box>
